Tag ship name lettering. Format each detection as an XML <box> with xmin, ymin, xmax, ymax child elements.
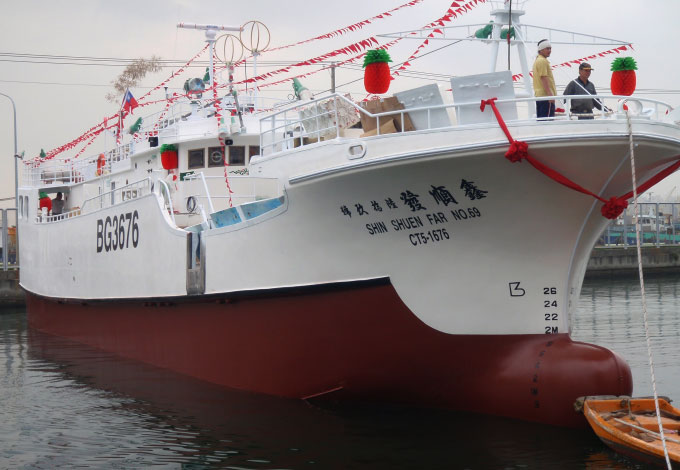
<box><xmin>425</xmin><ymin>212</ymin><xmax>448</xmax><ymax>225</ymax></box>
<box><xmin>97</xmin><ymin>210</ymin><xmax>139</xmax><ymax>253</ymax></box>
<box><xmin>450</xmin><ymin>207</ymin><xmax>481</xmax><ymax>221</ymax></box>
<box><xmin>409</xmin><ymin>229</ymin><xmax>450</xmax><ymax>246</ymax></box>
<box><xmin>365</xmin><ymin>221</ymin><xmax>388</xmax><ymax>236</ymax></box>
<box><xmin>390</xmin><ymin>216</ymin><xmax>424</xmax><ymax>231</ymax></box>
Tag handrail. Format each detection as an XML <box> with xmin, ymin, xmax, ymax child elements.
<box><xmin>36</xmin><ymin>178</ymin><xmax>152</xmax><ymax>224</ymax></box>
<box><xmin>155</xmin><ymin>179</ymin><xmax>176</xmax><ymax>226</ymax></box>
<box><xmin>80</xmin><ymin>178</ymin><xmax>152</xmax><ymax>214</ymax></box>
<box><xmin>22</xmin><ymin>93</ymin><xmax>294</xmax><ymax>188</ymax></box>
<box><xmin>260</xmin><ymin>92</ymin><xmax>676</xmax><ymax>157</ymax></box>
<box><xmin>199</xmin><ymin>171</ymin><xmax>215</xmax><ymax>214</ymax></box>
<box><xmin>183</xmin><ymin>172</ymin><xmax>281</xmax><ymax>210</ymax></box>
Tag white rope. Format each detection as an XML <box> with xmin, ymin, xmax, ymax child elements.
<box><xmin>627</xmin><ymin>110</ymin><xmax>673</xmax><ymax>469</ymax></box>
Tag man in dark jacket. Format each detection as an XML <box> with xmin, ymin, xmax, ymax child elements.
<box><xmin>563</xmin><ymin>62</ymin><xmax>603</xmax><ymax>119</ymax></box>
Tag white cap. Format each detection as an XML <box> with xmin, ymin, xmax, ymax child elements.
<box><xmin>537</xmin><ymin>39</ymin><xmax>551</xmax><ymax>51</ymax></box>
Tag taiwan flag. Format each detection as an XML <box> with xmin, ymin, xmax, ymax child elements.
<box><xmin>122</xmin><ymin>89</ymin><xmax>139</xmax><ymax>114</ymax></box>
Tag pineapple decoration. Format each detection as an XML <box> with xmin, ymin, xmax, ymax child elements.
<box><xmin>610</xmin><ymin>57</ymin><xmax>638</xmax><ymax>96</ymax></box>
<box><xmin>363</xmin><ymin>49</ymin><xmax>392</xmax><ymax>95</ymax></box>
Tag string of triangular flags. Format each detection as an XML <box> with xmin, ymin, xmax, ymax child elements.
<box><xmin>267</xmin><ymin>0</ymin><xmax>425</xmax><ymax>52</ymax></box>
<box><xmin>392</xmin><ymin>0</ymin><xmax>487</xmax><ymax>79</ymax></box>
<box><xmin>511</xmin><ymin>45</ymin><xmax>634</xmax><ymax>82</ymax></box>
<box><xmin>256</xmin><ymin>37</ymin><xmax>405</xmax><ymax>91</ymax></box>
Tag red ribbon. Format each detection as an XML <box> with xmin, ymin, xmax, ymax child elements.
<box><xmin>480</xmin><ymin>98</ymin><xmax>680</xmax><ymax>219</ymax></box>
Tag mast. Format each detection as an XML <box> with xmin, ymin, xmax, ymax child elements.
<box><xmin>177</xmin><ymin>23</ymin><xmax>243</xmax><ymax>86</ymax></box>
<box><xmin>488</xmin><ymin>1</ymin><xmax>532</xmax><ymax>96</ymax></box>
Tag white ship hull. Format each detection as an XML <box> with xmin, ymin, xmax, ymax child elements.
<box><xmin>21</xmin><ymin>120</ymin><xmax>680</xmax><ymax>336</ymax></box>
<box><xmin>18</xmin><ymin>61</ymin><xmax>680</xmax><ymax>426</ymax></box>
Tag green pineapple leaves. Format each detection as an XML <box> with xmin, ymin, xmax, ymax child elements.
<box><xmin>363</xmin><ymin>50</ymin><xmax>392</xmax><ymax>68</ymax></box>
<box><xmin>610</xmin><ymin>57</ymin><xmax>638</xmax><ymax>72</ymax></box>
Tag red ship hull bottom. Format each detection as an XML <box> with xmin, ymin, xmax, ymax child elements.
<box><xmin>25</xmin><ymin>280</ymin><xmax>632</xmax><ymax>427</ymax></box>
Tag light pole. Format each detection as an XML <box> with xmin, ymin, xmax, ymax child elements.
<box><xmin>0</xmin><ymin>92</ymin><xmax>19</xmax><ymax>267</ymax></box>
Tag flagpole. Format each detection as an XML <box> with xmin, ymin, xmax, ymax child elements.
<box><xmin>118</xmin><ymin>91</ymin><xmax>126</xmax><ymax>146</ymax></box>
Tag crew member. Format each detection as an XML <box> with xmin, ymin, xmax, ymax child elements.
<box><xmin>563</xmin><ymin>62</ymin><xmax>603</xmax><ymax>120</ymax></box>
<box><xmin>52</xmin><ymin>192</ymin><xmax>65</xmax><ymax>216</ymax></box>
<box><xmin>532</xmin><ymin>39</ymin><xmax>556</xmax><ymax>119</ymax></box>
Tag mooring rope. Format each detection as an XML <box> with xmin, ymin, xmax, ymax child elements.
<box><xmin>627</xmin><ymin>109</ymin><xmax>673</xmax><ymax>469</ymax></box>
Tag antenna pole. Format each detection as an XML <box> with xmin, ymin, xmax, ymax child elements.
<box><xmin>507</xmin><ymin>0</ymin><xmax>512</xmax><ymax>70</ymax></box>
<box><xmin>177</xmin><ymin>23</ymin><xmax>243</xmax><ymax>86</ymax></box>
<box><xmin>331</xmin><ymin>62</ymin><xmax>336</xmax><ymax>93</ymax></box>
<box><xmin>208</xmin><ymin>30</ymin><xmax>216</xmax><ymax>86</ymax></box>
<box><xmin>252</xmin><ymin>51</ymin><xmax>259</xmax><ymax>110</ymax></box>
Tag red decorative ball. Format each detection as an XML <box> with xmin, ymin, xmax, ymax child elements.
<box><xmin>39</xmin><ymin>197</ymin><xmax>52</xmax><ymax>213</ymax></box>
<box><xmin>611</xmin><ymin>70</ymin><xmax>636</xmax><ymax>96</ymax></box>
<box><xmin>364</xmin><ymin>62</ymin><xmax>391</xmax><ymax>94</ymax></box>
<box><xmin>161</xmin><ymin>151</ymin><xmax>178</xmax><ymax>170</ymax></box>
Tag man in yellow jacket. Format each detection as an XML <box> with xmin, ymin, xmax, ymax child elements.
<box><xmin>532</xmin><ymin>39</ymin><xmax>556</xmax><ymax>119</ymax></box>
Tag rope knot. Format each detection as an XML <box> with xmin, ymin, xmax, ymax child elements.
<box><xmin>480</xmin><ymin>98</ymin><xmax>497</xmax><ymax>112</ymax></box>
<box><xmin>601</xmin><ymin>197</ymin><xmax>628</xmax><ymax>220</ymax></box>
<box><xmin>505</xmin><ymin>140</ymin><xmax>529</xmax><ymax>163</ymax></box>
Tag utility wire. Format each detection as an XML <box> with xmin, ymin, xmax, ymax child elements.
<box><xmin>0</xmin><ymin>52</ymin><xmax>364</xmax><ymax>67</ymax></box>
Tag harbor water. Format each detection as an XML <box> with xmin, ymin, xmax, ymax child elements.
<box><xmin>2</xmin><ymin>276</ymin><xmax>680</xmax><ymax>469</ymax></box>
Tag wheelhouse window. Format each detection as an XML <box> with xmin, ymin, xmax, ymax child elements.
<box><xmin>229</xmin><ymin>145</ymin><xmax>246</xmax><ymax>165</ymax></box>
<box><xmin>188</xmin><ymin>149</ymin><xmax>205</xmax><ymax>169</ymax></box>
<box><xmin>207</xmin><ymin>147</ymin><xmax>224</xmax><ymax>167</ymax></box>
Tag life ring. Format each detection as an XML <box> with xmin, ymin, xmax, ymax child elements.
<box><xmin>210</xmin><ymin>150</ymin><xmax>223</xmax><ymax>165</ymax></box>
<box><xmin>96</xmin><ymin>153</ymin><xmax>106</xmax><ymax>176</ymax></box>
<box><xmin>186</xmin><ymin>196</ymin><xmax>197</xmax><ymax>213</ymax></box>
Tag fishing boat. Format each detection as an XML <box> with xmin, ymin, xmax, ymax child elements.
<box><xmin>581</xmin><ymin>396</ymin><xmax>680</xmax><ymax>465</ymax></box>
<box><xmin>18</xmin><ymin>1</ymin><xmax>680</xmax><ymax>427</ymax></box>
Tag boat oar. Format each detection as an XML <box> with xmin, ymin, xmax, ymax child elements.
<box><xmin>614</xmin><ymin>418</ymin><xmax>680</xmax><ymax>445</ymax></box>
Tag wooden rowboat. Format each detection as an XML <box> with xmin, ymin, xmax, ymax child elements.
<box><xmin>580</xmin><ymin>396</ymin><xmax>680</xmax><ymax>465</ymax></box>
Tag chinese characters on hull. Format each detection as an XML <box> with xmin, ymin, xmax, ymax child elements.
<box><xmin>339</xmin><ymin>179</ymin><xmax>488</xmax><ymax>247</ymax></box>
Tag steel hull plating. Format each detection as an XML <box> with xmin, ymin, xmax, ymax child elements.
<box><xmin>21</xmin><ymin>121</ymin><xmax>679</xmax><ymax>428</ymax></box>
<box><xmin>26</xmin><ymin>280</ymin><xmax>632</xmax><ymax>427</ymax></box>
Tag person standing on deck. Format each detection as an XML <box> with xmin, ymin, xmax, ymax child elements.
<box><xmin>532</xmin><ymin>39</ymin><xmax>556</xmax><ymax>119</ymax></box>
<box><xmin>52</xmin><ymin>192</ymin><xmax>64</xmax><ymax>216</ymax></box>
<box><xmin>563</xmin><ymin>62</ymin><xmax>603</xmax><ymax>119</ymax></box>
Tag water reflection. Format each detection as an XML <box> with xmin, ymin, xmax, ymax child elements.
<box><xmin>0</xmin><ymin>285</ymin><xmax>672</xmax><ymax>469</ymax></box>
<box><xmin>573</xmin><ymin>274</ymin><xmax>680</xmax><ymax>400</ymax></box>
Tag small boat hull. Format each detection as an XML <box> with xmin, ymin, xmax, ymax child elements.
<box><xmin>583</xmin><ymin>397</ymin><xmax>680</xmax><ymax>465</ymax></box>
<box><xmin>27</xmin><ymin>279</ymin><xmax>632</xmax><ymax>427</ymax></box>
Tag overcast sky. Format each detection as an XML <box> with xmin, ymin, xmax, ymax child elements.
<box><xmin>1</xmin><ymin>0</ymin><xmax>679</xmax><ymax>206</ymax></box>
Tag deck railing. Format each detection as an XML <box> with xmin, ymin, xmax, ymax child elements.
<box><xmin>182</xmin><ymin>173</ymin><xmax>282</xmax><ymax>210</ymax></box>
<box><xmin>23</xmin><ymin>94</ymin><xmax>294</xmax><ymax>189</ymax></box>
<box><xmin>37</xmin><ymin>178</ymin><xmax>153</xmax><ymax>223</ymax></box>
<box><xmin>23</xmin><ymin>142</ymin><xmax>134</xmax><ymax>187</ymax></box>
<box><xmin>259</xmin><ymin>92</ymin><xmax>676</xmax><ymax>157</ymax></box>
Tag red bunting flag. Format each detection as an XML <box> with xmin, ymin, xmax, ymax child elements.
<box><xmin>512</xmin><ymin>45</ymin><xmax>633</xmax><ymax>81</ymax></box>
<box><xmin>393</xmin><ymin>0</ymin><xmax>485</xmax><ymax>78</ymax></box>
<box><xmin>268</xmin><ymin>0</ymin><xmax>424</xmax><ymax>52</ymax></box>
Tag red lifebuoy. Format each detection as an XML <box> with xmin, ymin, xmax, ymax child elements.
<box><xmin>96</xmin><ymin>153</ymin><xmax>106</xmax><ymax>176</ymax></box>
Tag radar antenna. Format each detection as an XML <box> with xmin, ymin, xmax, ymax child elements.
<box><xmin>177</xmin><ymin>23</ymin><xmax>243</xmax><ymax>87</ymax></box>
